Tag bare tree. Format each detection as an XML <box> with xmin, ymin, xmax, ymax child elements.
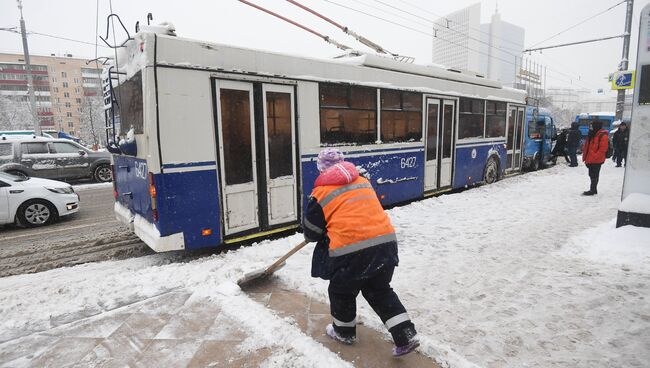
<box><xmin>78</xmin><ymin>95</ymin><xmax>106</xmax><ymax>147</ymax></box>
<box><xmin>0</xmin><ymin>95</ymin><xmax>35</xmax><ymax>131</ymax></box>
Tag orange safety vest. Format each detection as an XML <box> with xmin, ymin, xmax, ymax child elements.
<box><xmin>311</xmin><ymin>176</ymin><xmax>396</xmax><ymax>257</ymax></box>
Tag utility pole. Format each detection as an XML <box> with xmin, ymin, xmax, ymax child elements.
<box><xmin>616</xmin><ymin>0</ymin><xmax>634</xmax><ymax>121</ymax></box>
<box><xmin>17</xmin><ymin>0</ymin><xmax>40</xmax><ymax>135</ymax></box>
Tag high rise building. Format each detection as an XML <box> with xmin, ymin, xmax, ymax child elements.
<box><xmin>0</xmin><ymin>53</ymin><xmax>102</xmax><ymax>137</ymax></box>
<box><xmin>431</xmin><ymin>4</ymin><xmax>525</xmax><ymax>87</ymax></box>
<box><xmin>479</xmin><ymin>10</ymin><xmax>524</xmax><ymax>86</ymax></box>
<box><xmin>432</xmin><ymin>3</ymin><xmax>481</xmax><ymax>73</ymax></box>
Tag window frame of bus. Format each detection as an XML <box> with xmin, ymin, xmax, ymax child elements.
<box><xmin>528</xmin><ymin>119</ymin><xmax>544</xmax><ymax>139</ymax></box>
<box><xmin>458</xmin><ymin>98</ymin><xmax>485</xmax><ymax>140</ymax></box>
<box><xmin>485</xmin><ymin>101</ymin><xmax>507</xmax><ymax>138</ymax></box>
<box><xmin>114</xmin><ymin>71</ymin><xmax>144</xmax><ymax>135</ymax></box>
<box><xmin>319</xmin><ymin>83</ymin><xmax>377</xmax><ymax>145</ymax></box>
<box><xmin>380</xmin><ymin>89</ymin><xmax>423</xmax><ymax>143</ymax></box>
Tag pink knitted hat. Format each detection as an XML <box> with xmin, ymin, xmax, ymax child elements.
<box><xmin>316</xmin><ymin>148</ymin><xmax>345</xmax><ymax>172</ymax></box>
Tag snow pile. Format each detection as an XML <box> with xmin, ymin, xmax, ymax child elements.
<box><xmin>564</xmin><ymin>219</ymin><xmax>650</xmax><ymax>268</ymax></box>
<box><xmin>73</xmin><ymin>182</ymin><xmax>113</xmax><ymax>191</ymax></box>
<box><xmin>619</xmin><ymin>192</ymin><xmax>650</xmax><ymax>214</ymax></box>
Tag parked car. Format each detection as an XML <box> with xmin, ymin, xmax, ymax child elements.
<box><xmin>0</xmin><ymin>171</ymin><xmax>80</xmax><ymax>227</ymax></box>
<box><xmin>0</xmin><ymin>137</ymin><xmax>112</xmax><ymax>182</ymax></box>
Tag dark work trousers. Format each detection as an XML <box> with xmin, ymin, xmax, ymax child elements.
<box><xmin>586</xmin><ymin>163</ymin><xmax>602</xmax><ymax>193</ymax></box>
<box><xmin>616</xmin><ymin>148</ymin><xmax>627</xmax><ymax>167</ymax></box>
<box><xmin>328</xmin><ymin>266</ymin><xmax>416</xmax><ymax>347</ymax></box>
<box><xmin>568</xmin><ymin>147</ymin><xmax>578</xmax><ymax>166</ymax></box>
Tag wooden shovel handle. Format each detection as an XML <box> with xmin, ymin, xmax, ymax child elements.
<box><xmin>266</xmin><ymin>240</ymin><xmax>309</xmax><ymax>274</ymax></box>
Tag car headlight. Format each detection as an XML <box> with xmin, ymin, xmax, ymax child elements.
<box><xmin>45</xmin><ymin>186</ymin><xmax>74</xmax><ymax>194</ymax></box>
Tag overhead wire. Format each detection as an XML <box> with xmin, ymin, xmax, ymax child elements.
<box><xmin>0</xmin><ymin>28</ymin><xmax>110</xmax><ymax>48</ymax></box>
<box><xmin>394</xmin><ymin>0</ymin><xmax>524</xmax><ymax>50</ymax></box>
<box><xmin>319</xmin><ymin>0</ymin><xmax>597</xmax><ymax>89</ymax></box>
<box><xmin>346</xmin><ymin>0</ymin><xmax>431</xmax><ymax>29</ymax></box>
<box><xmin>528</xmin><ymin>0</ymin><xmax>626</xmax><ymax>49</ymax></box>
<box><xmin>367</xmin><ymin>0</ymin><xmax>603</xmax><ymax>88</ymax></box>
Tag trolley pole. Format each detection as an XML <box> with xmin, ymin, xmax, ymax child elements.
<box><xmin>616</xmin><ymin>0</ymin><xmax>634</xmax><ymax>122</ymax></box>
<box><xmin>17</xmin><ymin>0</ymin><xmax>40</xmax><ymax>136</ymax></box>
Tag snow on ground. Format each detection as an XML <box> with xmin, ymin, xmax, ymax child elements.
<box><xmin>72</xmin><ymin>182</ymin><xmax>113</xmax><ymax>191</ymax></box>
<box><xmin>1</xmin><ymin>162</ymin><xmax>648</xmax><ymax>368</ymax></box>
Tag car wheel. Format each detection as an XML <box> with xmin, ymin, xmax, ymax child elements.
<box><xmin>6</xmin><ymin>170</ymin><xmax>28</xmax><ymax>179</ymax></box>
<box><xmin>483</xmin><ymin>157</ymin><xmax>499</xmax><ymax>184</ymax></box>
<box><xmin>94</xmin><ymin>165</ymin><xmax>113</xmax><ymax>183</ymax></box>
<box><xmin>17</xmin><ymin>199</ymin><xmax>58</xmax><ymax>228</ymax></box>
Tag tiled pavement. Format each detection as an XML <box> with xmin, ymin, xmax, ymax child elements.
<box><xmin>0</xmin><ymin>279</ymin><xmax>440</xmax><ymax>367</ymax></box>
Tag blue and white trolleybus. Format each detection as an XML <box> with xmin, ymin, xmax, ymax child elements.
<box><xmin>105</xmin><ymin>25</ymin><xmax>528</xmax><ymax>252</ymax></box>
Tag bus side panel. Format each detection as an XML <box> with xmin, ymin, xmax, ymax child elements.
<box><xmin>453</xmin><ymin>143</ymin><xmax>505</xmax><ymax>187</ymax></box>
<box><xmin>113</xmin><ymin>155</ymin><xmax>153</xmax><ymax>222</ymax></box>
<box><xmin>155</xmin><ymin>170</ymin><xmax>221</xmax><ymax>250</ymax></box>
<box><xmin>301</xmin><ymin>149</ymin><xmax>425</xmax><ymax>209</ymax></box>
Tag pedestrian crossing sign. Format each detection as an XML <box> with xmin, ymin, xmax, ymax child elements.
<box><xmin>612</xmin><ymin>71</ymin><xmax>636</xmax><ymax>90</ymax></box>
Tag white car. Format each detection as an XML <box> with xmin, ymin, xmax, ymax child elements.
<box><xmin>0</xmin><ymin>171</ymin><xmax>80</xmax><ymax>227</ymax></box>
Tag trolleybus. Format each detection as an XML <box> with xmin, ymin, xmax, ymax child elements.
<box><xmin>105</xmin><ymin>25</ymin><xmax>528</xmax><ymax>252</ymax></box>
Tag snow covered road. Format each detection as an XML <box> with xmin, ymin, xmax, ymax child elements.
<box><xmin>1</xmin><ymin>163</ymin><xmax>648</xmax><ymax>367</ymax></box>
<box><xmin>0</xmin><ymin>185</ymin><xmax>151</xmax><ymax>277</ymax></box>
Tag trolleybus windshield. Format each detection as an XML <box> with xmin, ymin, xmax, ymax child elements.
<box><xmin>115</xmin><ymin>71</ymin><xmax>144</xmax><ymax>135</ymax></box>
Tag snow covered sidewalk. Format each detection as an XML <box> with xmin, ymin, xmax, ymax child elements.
<box><xmin>0</xmin><ymin>162</ymin><xmax>648</xmax><ymax>367</ymax></box>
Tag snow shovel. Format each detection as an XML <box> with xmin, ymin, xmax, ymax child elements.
<box><xmin>237</xmin><ymin>240</ymin><xmax>309</xmax><ymax>288</ymax></box>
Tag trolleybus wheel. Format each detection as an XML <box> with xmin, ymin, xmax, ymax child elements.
<box><xmin>483</xmin><ymin>158</ymin><xmax>499</xmax><ymax>184</ymax></box>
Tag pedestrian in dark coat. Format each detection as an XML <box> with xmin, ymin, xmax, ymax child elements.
<box><xmin>612</xmin><ymin>122</ymin><xmax>630</xmax><ymax>167</ymax></box>
<box><xmin>581</xmin><ymin>121</ymin><xmax>609</xmax><ymax>195</ymax></box>
<box><xmin>551</xmin><ymin>128</ymin><xmax>570</xmax><ymax>163</ymax></box>
<box><xmin>303</xmin><ymin>148</ymin><xmax>419</xmax><ymax>357</ymax></box>
<box><xmin>566</xmin><ymin>122</ymin><xmax>581</xmax><ymax>167</ymax></box>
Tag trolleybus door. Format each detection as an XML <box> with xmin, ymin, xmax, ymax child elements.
<box><xmin>425</xmin><ymin>98</ymin><xmax>455</xmax><ymax>191</ymax></box>
<box><xmin>439</xmin><ymin>99</ymin><xmax>455</xmax><ymax>187</ymax></box>
<box><xmin>506</xmin><ymin>106</ymin><xmax>526</xmax><ymax>171</ymax></box>
<box><xmin>215</xmin><ymin>80</ymin><xmax>260</xmax><ymax>235</ymax></box>
<box><xmin>262</xmin><ymin>84</ymin><xmax>297</xmax><ymax>226</ymax></box>
<box><xmin>424</xmin><ymin>99</ymin><xmax>440</xmax><ymax>191</ymax></box>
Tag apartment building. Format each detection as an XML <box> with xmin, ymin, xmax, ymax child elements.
<box><xmin>0</xmin><ymin>53</ymin><xmax>102</xmax><ymax>137</ymax></box>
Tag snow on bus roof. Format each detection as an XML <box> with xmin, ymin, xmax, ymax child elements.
<box><xmin>128</xmin><ymin>29</ymin><xmax>515</xmax><ymax>93</ymax></box>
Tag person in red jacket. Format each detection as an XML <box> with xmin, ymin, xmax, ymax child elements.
<box><xmin>581</xmin><ymin>121</ymin><xmax>609</xmax><ymax>196</ymax></box>
<box><xmin>303</xmin><ymin>148</ymin><xmax>419</xmax><ymax>357</ymax></box>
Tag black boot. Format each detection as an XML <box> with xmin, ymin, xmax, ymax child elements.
<box><xmin>591</xmin><ymin>177</ymin><xmax>599</xmax><ymax>194</ymax></box>
<box><xmin>583</xmin><ymin>177</ymin><xmax>598</xmax><ymax>195</ymax></box>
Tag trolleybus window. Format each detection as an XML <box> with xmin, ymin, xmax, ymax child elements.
<box><xmin>319</xmin><ymin>83</ymin><xmax>377</xmax><ymax>145</ymax></box>
<box><xmin>380</xmin><ymin>90</ymin><xmax>423</xmax><ymax>143</ymax></box>
<box><xmin>458</xmin><ymin>98</ymin><xmax>485</xmax><ymax>139</ymax></box>
<box><xmin>515</xmin><ymin>110</ymin><xmax>524</xmax><ymax>150</ymax></box>
<box><xmin>220</xmin><ymin>89</ymin><xmax>253</xmax><ymax>185</ymax></box>
<box><xmin>442</xmin><ymin>103</ymin><xmax>454</xmax><ymax>158</ymax></box>
<box><xmin>507</xmin><ymin>109</ymin><xmax>516</xmax><ymax>149</ymax></box>
<box><xmin>266</xmin><ymin>91</ymin><xmax>292</xmax><ymax>179</ymax></box>
<box><xmin>426</xmin><ymin>103</ymin><xmax>439</xmax><ymax>161</ymax></box>
<box><xmin>115</xmin><ymin>71</ymin><xmax>143</xmax><ymax>135</ymax></box>
<box><xmin>485</xmin><ymin>101</ymin><xmax>506</xmax><ymax>138</ymax></box>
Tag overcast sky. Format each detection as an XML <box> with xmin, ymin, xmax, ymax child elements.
<box><xmin>1</xmin><ymin>0</ymin><xmax>649</xmax><ymax>96</ymax></box>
